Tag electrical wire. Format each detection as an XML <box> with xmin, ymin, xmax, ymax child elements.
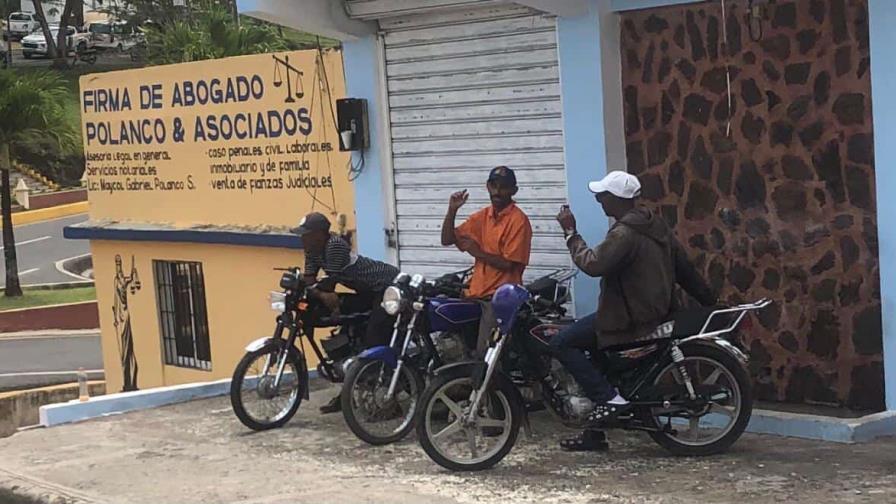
<box><xmin>721</xmin><ymin>0</ymin><xmax>733</xmax><ymax>137</ymax></box>
<box><xmin>315</xmin><ymin>36</ymin><xmax>366</xmax><ymax>182</ymax></box>
<box><xmin>299</xmin><ymin>57</ymin><xmax>334</xmax><ymax>213</ymax></box>
<box><xmin>314</xmin><ymin>38</ymin><xmax>340</xmax><ymax>209</ymax></box>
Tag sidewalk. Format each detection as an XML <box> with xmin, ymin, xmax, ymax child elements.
<box><xmin>0</xmin><ymin>380</ymin><xmax>894</xmax><ymax>504</ymax></box>
<box><xmin>0</xmin><ymin>329</ymin><xmax>99</xmax><ymax>341</ymax></box>
<box><xmin>5</xmin><ymin>202</ymin><xmax>88</xmax><ymax>228</ymax></box>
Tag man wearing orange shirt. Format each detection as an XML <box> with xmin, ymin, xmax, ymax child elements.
<box><xmin>441</xmin><ymin>166</ymin><xmax>533</xmax><ymax>356</ymax></box>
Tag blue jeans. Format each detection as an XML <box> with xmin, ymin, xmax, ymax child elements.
<box><xmin>549</xmin><ymin>313</ymin><xmax>615</xmax><ymax>403</ymax></box>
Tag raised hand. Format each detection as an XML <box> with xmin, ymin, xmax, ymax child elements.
<box><xmin>448</xmin><ymin>190</ymin><xmax>469</xmax><ymax>212</ymax></box>
<box><xmin>557</xmin><ymin>205</ymin><xmax>577</xmax><ymax>233</ymax></box>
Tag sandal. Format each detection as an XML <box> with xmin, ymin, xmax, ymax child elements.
<box><xmin>560</xmin><ymin>430</ymin><xmax>609</xmax><ymax>452</ymax></box>
<box><xmin>319</xmin><ymin>395</ymin><xmax>342</xmax><ymax>414</ymax></box>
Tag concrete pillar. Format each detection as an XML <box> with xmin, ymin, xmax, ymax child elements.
<box><xmin>868</xmin><ymin>0</ymin><xmax>896</xmax><ymax>410</ymax></box>
<box><xmin>557</xmin><ymin>0</ymin><xmax>627</xmax><ymax>316</ymax></box>
<box><xmin>14</xmin><ymin>178</ymin><xmax>29</xmax><ymax>210</ymax></box>
<box><xmin>342</xmin><ymin>35</ymin><xmax>396</xmax><ymax>264</ymax></box>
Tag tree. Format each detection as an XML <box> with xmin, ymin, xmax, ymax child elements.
<box><xmin>53</xmin><ymin>0</ymin><xmax>76</xmax><ymax>68</ymax></box>
<box><xmin>31</xmin><ymin>0</ymin><xmax>58</xmax><ymax>61</ymax></box>
<box><xmin>0</xmin><ymin>71</ymin><xmax>77</xmax><ymax>297</ymax></box>
<box><xmin>143</xmin><ymin>2</ymin><xmax>288</xmax><ymax>65</ymax></box>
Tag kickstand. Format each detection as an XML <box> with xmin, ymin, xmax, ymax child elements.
<box><xmin>522</xmin><ymin>412</ymin><xmax>534</xmax><ymax>439</ymax></box>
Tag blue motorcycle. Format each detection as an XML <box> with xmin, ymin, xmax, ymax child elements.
<box><xmin>416</xmin><ymin>278</ymin><xmax>769</xmax><ymax>471</ymax></box>
<box><xmin>340</xmin><ymin>270</ymin><xmax>569</xmax><ymax>445</ymax></box>
<box><xmin>340</xmin><ymin>269</ymin><xmax>480</xmax><ymax>445</ymax></box>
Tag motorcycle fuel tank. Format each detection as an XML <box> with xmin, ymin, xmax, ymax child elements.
<box><xmin>427</xmin><ymin>298</ymin><xmax>481</xmax><ymax>332</ymax></box>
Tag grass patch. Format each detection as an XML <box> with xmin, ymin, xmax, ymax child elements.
<box><xmin>0</xmin><ymin>286</ymin><xmax>96</xmax><ymax>311</ymax></box>
<box><xmin>0</xmin><ymin>487</ymin><xmax>44</xmax><ymax>504</ymax></box>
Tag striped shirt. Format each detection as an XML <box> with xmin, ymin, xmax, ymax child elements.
<box><xmin>305</xmin><ymin>234</ymin><xmax>399</xmax><ymax>293</ymax></box>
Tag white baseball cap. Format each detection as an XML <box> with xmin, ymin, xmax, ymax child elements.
<box><xmin>588</xmin><ymin>171</ymin><xmax>642</xmax><ymax>199</ymax></box>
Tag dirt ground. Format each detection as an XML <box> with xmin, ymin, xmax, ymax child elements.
<box><xmin>1</xmin><ymin>380</ymin><xmax>895</xmax><ymax>504</ymax></box>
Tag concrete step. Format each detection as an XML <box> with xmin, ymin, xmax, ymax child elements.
<box><xmin>4</xmin><ymin>170</ymin><xmax>51</xmax><ymax>196</ymax></box>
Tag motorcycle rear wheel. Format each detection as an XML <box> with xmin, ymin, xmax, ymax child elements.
<box><xmin>647</xmin><ymin>344</ymin><xmax>753</xmax><ymax>456</ymax></box>
<box><xmin>230</xmin><ymin>343</ymin><xmax>305</xmax><ymax>431</ymax></box>
<box><xmin>341</xmin><ymin>359</ymin><xmax>423</xmax><ymax>445</ymax></box>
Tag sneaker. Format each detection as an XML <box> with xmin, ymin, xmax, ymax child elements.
<box><xmin>585</xmin><ymin>391</ymin><xmax>630</xmax><ymax>426</ymax></box>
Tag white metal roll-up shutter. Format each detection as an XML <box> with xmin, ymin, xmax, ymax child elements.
<box><xmin>382</xmin><ymin>3</ymin><xmax>570</xmax><ymax>281</ymax></box>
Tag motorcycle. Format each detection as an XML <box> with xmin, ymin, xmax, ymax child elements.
<box><xmin>230</xmin><ymin>267</ymin><xmax>370</xmax><ymax>431</ymax></box>
<box><xmin>415</xmin><ymin>278</ymin><xmax>771</xmax><ymax>471</ymax></box>
<box><xmin>340</xmin><ymin>269</ymin><xmax>479</xmax><ymax>445</ymax></box>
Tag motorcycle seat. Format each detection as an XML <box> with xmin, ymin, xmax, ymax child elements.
<box><xmin>317</xmin><ymin>311</ymin><xmax>371</xmax><ymax>327</ymax></box>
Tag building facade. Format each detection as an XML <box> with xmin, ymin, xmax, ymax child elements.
<box><xmin>237</xmin><ymin>0</ymin><xmax>895</xmax><ymax>422</ymax></box>
<box><xmin>68</xmin><ymin>50</ymin><xmax>355</xmax><ymax>392</ymax></box>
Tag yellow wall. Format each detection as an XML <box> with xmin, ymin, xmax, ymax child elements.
<box><xmin>80</xmin><ymin>50</ymin><xmax>355</xmax><ymax>391</ymax></box>
<box><xmin>92</xmin><ymin>240</ymin><xmax>326</xmax><ymax>392</ymax></box>
<box><xmin>80</xmin><ymin>49</ymin><xmax>354</xmax><ymax>230</ymax></box>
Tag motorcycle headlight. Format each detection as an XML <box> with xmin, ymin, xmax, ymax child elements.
<box><xmin>269</xmin><ymin>291</ymin><xmax>286</xmax><ymax>312</ymax></box>
<box><xmin>381</xmin><ymin>286</ymin><xmax>403</xmax><ymax>316</ymax></box>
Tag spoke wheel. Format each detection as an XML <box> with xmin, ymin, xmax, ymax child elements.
<box><xmin>230</xmin><ymin>344</ymin><xmax>305</xmax><ymax>431</ymax></box>
<box><xmin>341</xmin><ymin>359</ymin><xmax>422</xmax><ymax>445</ymax></box>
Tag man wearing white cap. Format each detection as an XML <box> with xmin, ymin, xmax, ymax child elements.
<box><xmin>553</xmin><ymin>170</ymin><xmax>716</xmax><ymax>451</ymax></box>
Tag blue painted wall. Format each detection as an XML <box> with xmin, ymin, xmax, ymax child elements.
<box><xmin>342</xmin><ymin>36</ymin><xmax>389</xmax><ymax>262</ymax></box>
<box><xmin>868</xmin><ymin>0</ymin><xmax>896</xmax><ymax>410</ymax></box>
<box><xmin>557</xmin><ymin>3</ymin><xmax>610</xmax><ymax>316</ymax></box>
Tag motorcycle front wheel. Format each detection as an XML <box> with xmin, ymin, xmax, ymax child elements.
<box><xmin>230</xmin><ymin>343</ymin><xmax>306</xmax><ymax>431</ymax></box>
<box><xmin>416</xmin><ymin>367</ymin><xmax>521</xmax><ymax>472</ymax></box>
<box><xmin>647</xmin><ymin>343</ymin><xmax>753</xmax><ymax>456</ymax></box>
<box><xmin>341</xmin><ymin>359</ymin><xmax>423</xmax><ymax>445</ymax></box>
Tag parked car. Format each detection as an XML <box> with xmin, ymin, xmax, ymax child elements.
<box><xmin>87</xmin><ymin>20</ymin><xmax>143</xmax><ymax>51</ymax></box>
<box><xmin>6</xmin><ymin>12</ymin><xmax>41</xmax><ymax>40</ymax></box>
<box><xmin>21</xmin><ymin>24</ymin><xmax>92</xmax><ymax>58</ymax></box>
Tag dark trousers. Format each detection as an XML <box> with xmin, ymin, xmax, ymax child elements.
<box><xmin>340</xmin><ymin>291</ymin><xmax>395</xmax><ymax>349</ymax></box>
<box><xmin>549</xmin><ymin>313</ymin><xmax>615</xmax><ymax>402</ymax></box>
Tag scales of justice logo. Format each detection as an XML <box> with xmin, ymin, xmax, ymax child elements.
<box><xmin>271</xmin><ymin>54</ymin><xmax>305</xmax><ymax>103</ymax></box>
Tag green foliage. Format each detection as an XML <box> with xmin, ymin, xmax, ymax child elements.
<box><xmin>0</xmin><ymin>70</ymin><xmax>78</xmax><ymax>154</ymax></box>
<box><xmin>143</xmin><ymin>4</ymin><xmax>290</xmax><ymax>64</ymax></box>
<box><xmin>0</xmin><ymin>286</ymin><xmax>96</xmax><ymax>311</ymax></box>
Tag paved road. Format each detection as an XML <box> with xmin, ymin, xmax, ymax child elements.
<box><xmin>5</xmin><ymin>41</ymin><xmax>136</xmax><ymax>68</ymax></box>
<box><xmin>2</xmin><ymin>384</ymin><xmax>895</xmax><ymax>504</ymax></box>
<box><xmin>1</xmin><ymin>214</ymin><xmax>90</xmax><ymax>288</ymax></box>
<box><xmin>0</xmin><ymin>333</ymin><xmax>102</xmax><ymax>390</ymax></box>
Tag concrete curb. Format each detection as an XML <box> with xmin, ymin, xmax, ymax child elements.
<box><xmin>0</xmin><ymin>329</ymin><xmax>99</xmax><ymax>340</ymax></box>
<box><xmin>745</xmin><ymin>408</ymin><xmax>896</xmax><ymax>443</ymax></box>
<box><xmin>55</xmin><ymin>253</ymin><xmax>93</xmax><ymax>282</ymax></box>
<box><xmin>9</xmin><ymin>280</ymin><xmax>95</xmax><ymax>291</ymax></box>
<box><xmin>1</xmin><ymin>381</ymin><xmax>106</xmax><ymax>438</ymax></box>
<box><xmin>7</xmin><ymin>201</ymin><xmax>88</xmax><ymax>227</ymax></box>
<box><xmin>36</xmin><ymin>374</ymin><xmax>896</xmax><ymax>443</ymax></box>
<box><xmin>40</xmin><ymin>372</ymin><xmax>319</xmax><ymax>428</ymax></box>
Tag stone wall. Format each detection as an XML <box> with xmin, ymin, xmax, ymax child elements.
<box><xmin>619</xmin><ymin>0</ymin><xmax>882</xmax><ymax>411</ymax></box>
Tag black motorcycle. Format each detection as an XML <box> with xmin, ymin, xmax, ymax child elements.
<box><xmin>416</xmin><ymin>277</ymin><xmax>771</xmax><ymax>471</ymax></box>
<box><xmin>230</xmin><ymin>267</ymin><xmax>370</xmax><ymax>431</ymax></box>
